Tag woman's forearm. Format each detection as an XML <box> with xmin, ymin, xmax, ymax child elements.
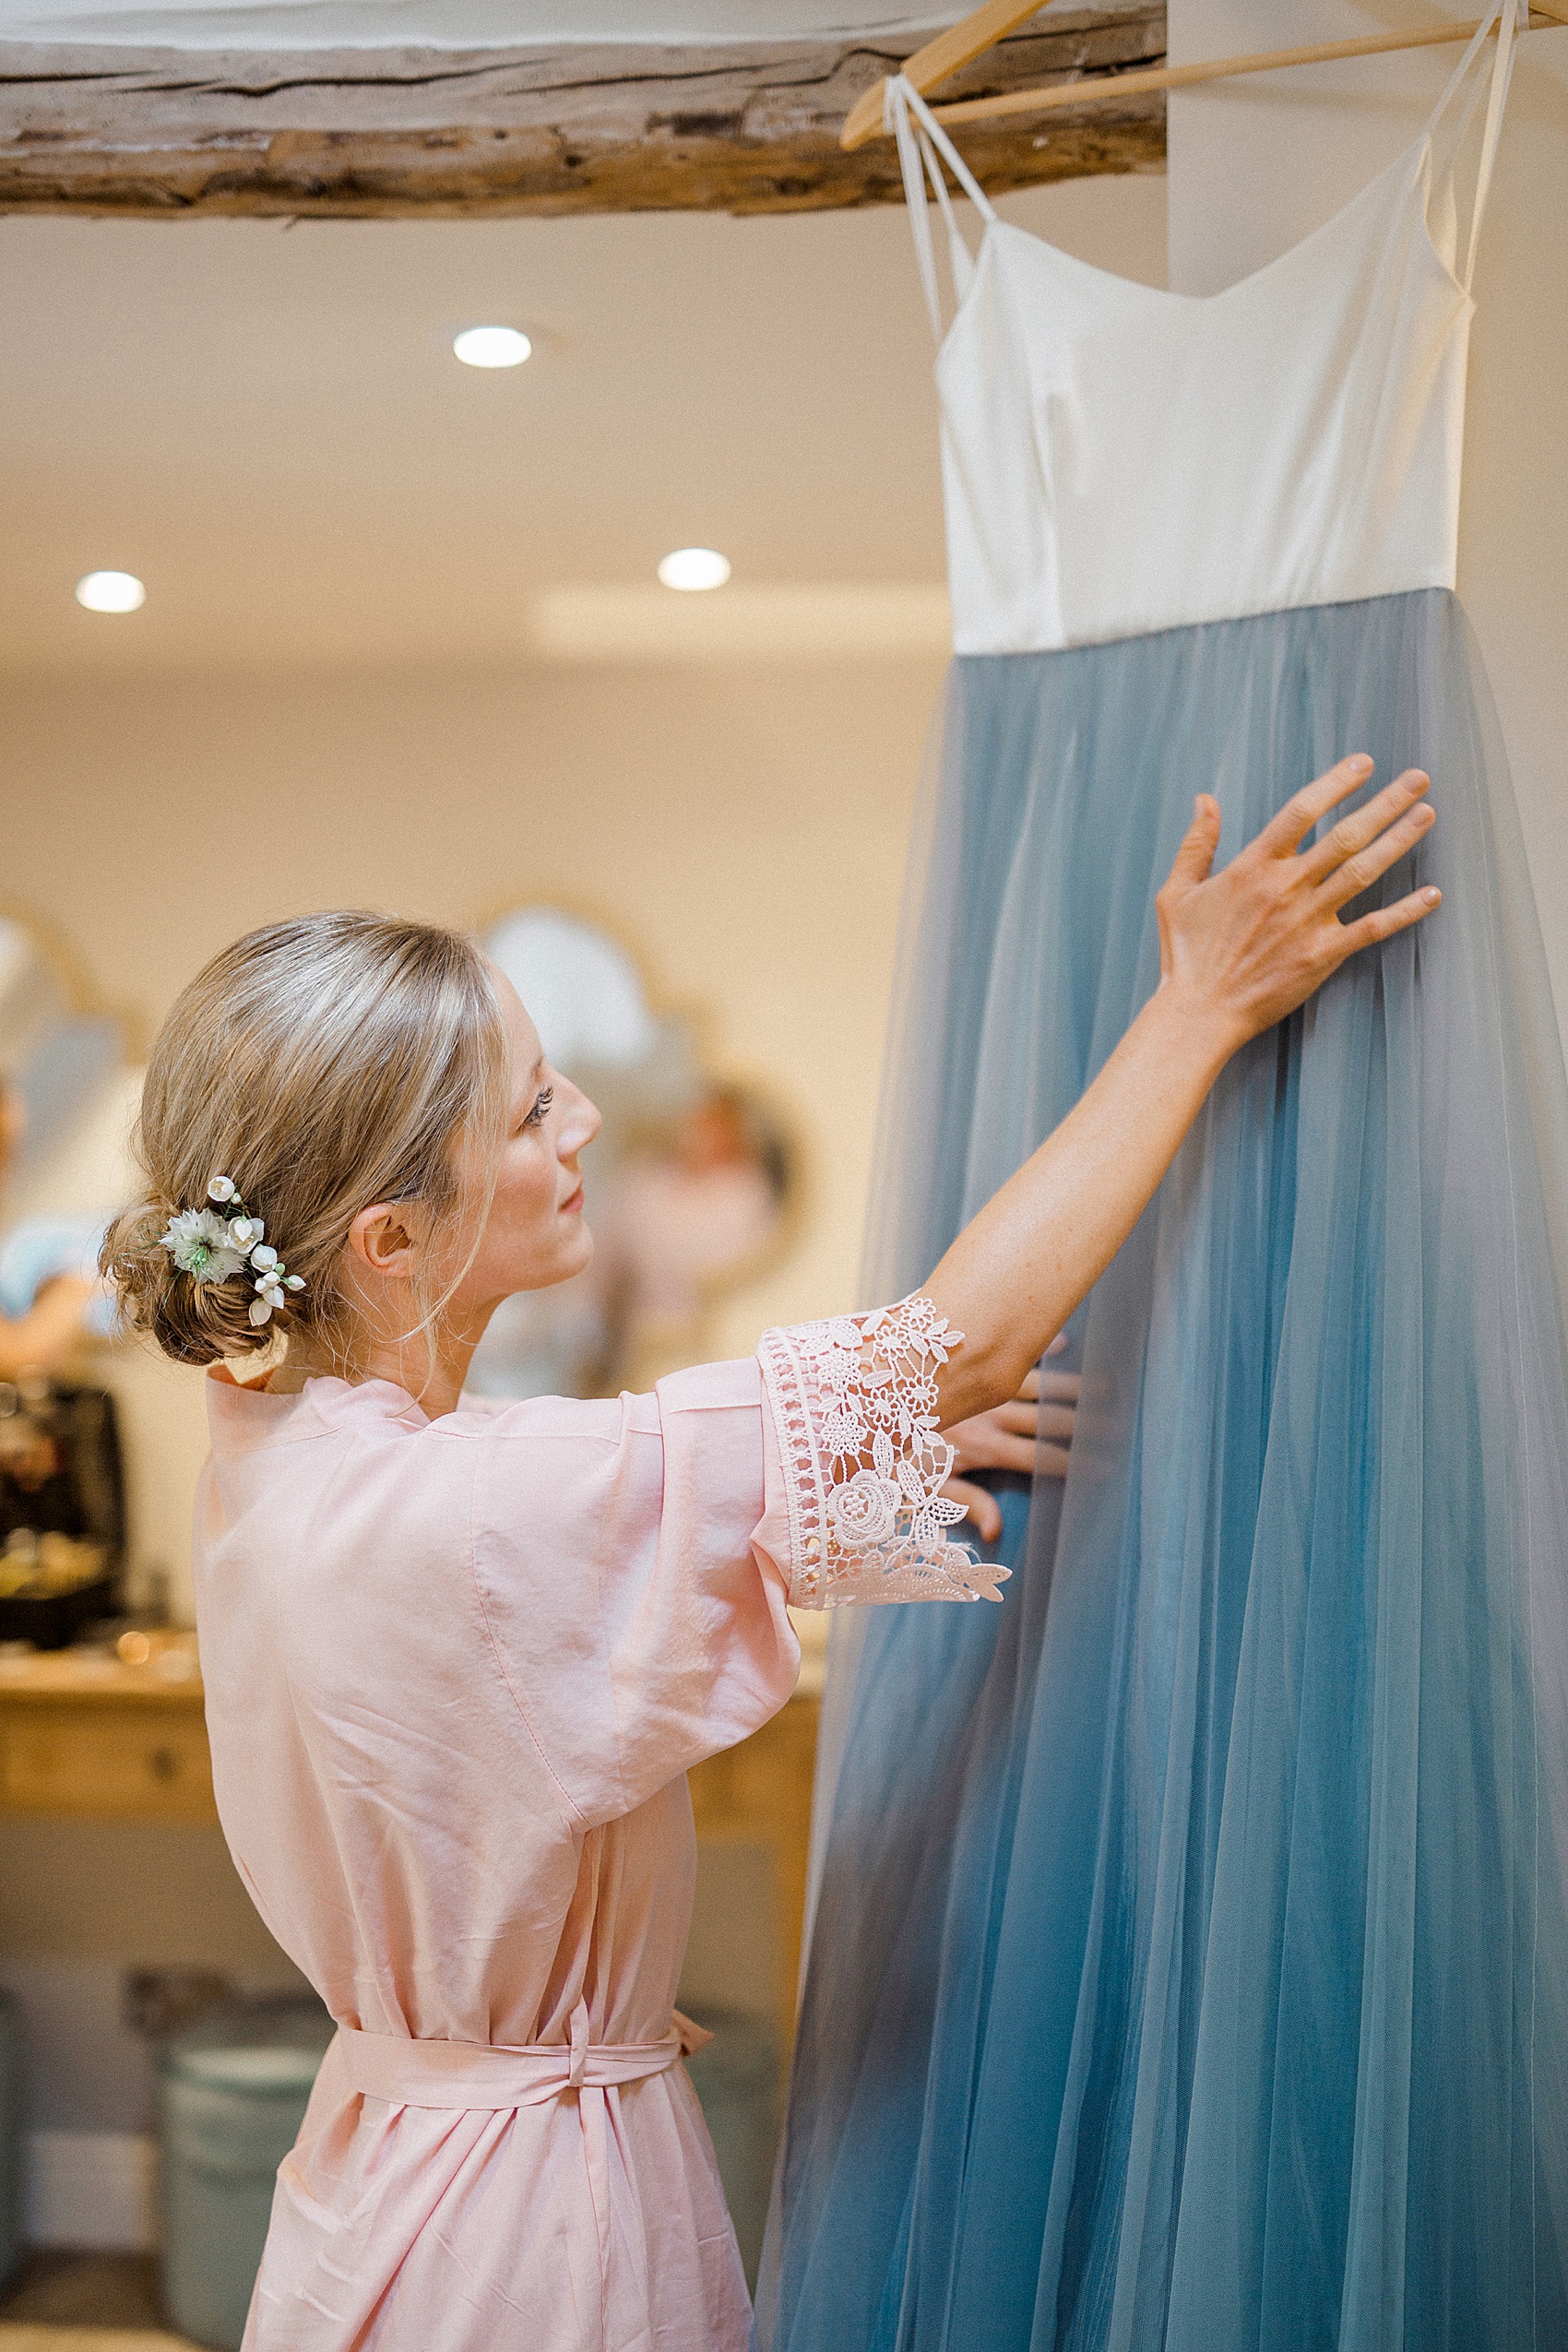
<box><xmin>925</xmin><ymin>981</ymin><xmax>1235</xmax><ymax>1423</ymax></box>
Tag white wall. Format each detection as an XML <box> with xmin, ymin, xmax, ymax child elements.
<box><xmin>1169</xmin><ymin>0</ymin><xmax>1568</xmax><ymax>1007</ymax></box>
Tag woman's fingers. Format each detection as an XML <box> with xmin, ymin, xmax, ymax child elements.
<box><xmin>1153</xmin><ymin>754</ymin><xmax>1441</xmax><ymax>1050</ymax></box>
<box><xmin>996</xmin><ymin>1395</ymin><xmax>1077</xmax><ymax>1441</ymax></box>
<box><xmin>941</xmin><ymin>1475</ymin><xmax>1003</xmax><ymax>1543</ymax></box>
<box><xmin>1253</xmin><ymin>754</ymin><xmax>1376</xmax><ymax>856</ymax></box>
<box><xmin>991</xmin><ymin>1401</ymin><xmax>1037</xmax><ymax>1437</ymax></box>
<box><xmin>946</xmin><ymin>1394</ymin><xmax>1076</xmax><ymax>1474</ymax></box>
<box><xmin>1337</xmin><ymin>882</ymin><xmax>1443</xmax><ymax>956</ymax></box>
<box><xmin>1302</xmin><ymin>769</ymin><xmax>1430</xmax><ymax>884</ymax></box>
<box><xmin>1320</xmin><ymin>794</ymin><xmax>1435</xmax><ymax>910</ymax></box>
<box><xmin>1167</xmin><ymin>794</ymin><xmax>1223</xmax><ymax>889</ymax></box>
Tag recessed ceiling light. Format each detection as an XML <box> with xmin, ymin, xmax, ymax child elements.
<box><xmin>657</xmin><ymin>548</ymin><xmax>732</xmax><ymax>593</ymax></box>
<box><xmin>452</xmin><ymin>326</ymin><xmax>532</xmax><ymax>369</ymax></box>
<box><xmin>75</xmin><ymin>570</ymin><xmax>146</xmax><ymax>614</ymax></box>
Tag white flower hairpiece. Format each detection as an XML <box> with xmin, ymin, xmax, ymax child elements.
<box><xmin>158</xmin><ymin>1175</ymin><xmax>305</xmax><ymax>1327</ymax></box>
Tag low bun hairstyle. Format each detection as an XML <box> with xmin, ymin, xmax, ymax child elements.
<box><xmin>101</xmin><ymin>912</ymin><xmax>509</xmax><ymax>1368</ymax></box>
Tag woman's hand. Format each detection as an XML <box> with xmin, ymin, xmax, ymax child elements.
<box><xmin>941</xmin><ymin>1348</ymin><xmax>1080</xmax><ymax>1542</ymax></box>
<box><xmin>1157</xmin><ymin>757</ymin><xmax>1438</xmax><ymax>1054</ymax></box>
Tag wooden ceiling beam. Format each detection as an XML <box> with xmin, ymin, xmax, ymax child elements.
<box><xmin>0</xmin><ymin>5</ymin><xmax>1163</xmax><ymax>220</ymax></box>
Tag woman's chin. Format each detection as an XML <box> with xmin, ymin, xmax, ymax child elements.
<box><xmin>551</xmin><ymin>1220</ymin><xmax>594</xmax><ymax>1282</ymax></box>
<box><xmin>492</xmin><ymin>1221</ymin><xmax>593</xmax><ymax>1299</ymax></box>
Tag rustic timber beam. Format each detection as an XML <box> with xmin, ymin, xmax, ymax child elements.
<box><xmin>0</xmin><ymin>6</ymin><xmax>1163</xmax><ymax>220</ymax></box>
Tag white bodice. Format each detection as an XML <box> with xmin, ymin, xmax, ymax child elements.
<box><xmin>890</xmin><ymin>7</ymin><xmax>1523</xmax><ymax>656</ymax></box>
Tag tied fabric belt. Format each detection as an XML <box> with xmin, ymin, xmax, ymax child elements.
<box><xmin>333</xmin><ymin>2002</ymin><xmax>711</xmax><ymax>2110</ymax></box>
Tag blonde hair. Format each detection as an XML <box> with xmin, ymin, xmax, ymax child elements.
<box><xmin>102</xmin><ymin>912</ymin><xmax>509</xmax><ymax>1368</ymax></box>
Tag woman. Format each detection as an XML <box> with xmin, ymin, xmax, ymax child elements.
<box><xmin>102</xmin><ymin>758</ymin><xmax>1435</xmax><ymax>2352</ymax></box>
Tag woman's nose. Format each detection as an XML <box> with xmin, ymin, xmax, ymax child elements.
<box><xmin>559</xmin><ymin>1087</ymin><xmax>602</xmax><ymax>1157</ymax></box>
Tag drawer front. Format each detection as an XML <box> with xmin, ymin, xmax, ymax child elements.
<box><xmin>0</xmin><ymin>1705</ymin><xmax>218</xmax><ymax>1823</ymax></box>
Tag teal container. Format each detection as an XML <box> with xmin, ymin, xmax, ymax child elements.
<box><xmin>158</xmin><ymin>1999</ymin><xmax>334</xmax><ymax>2352</ymax></box>
<box><xmin>0</xmin><ymin>1990</ymin><xmax>22</xmax><ymax>2295</ymax></box>
<box><xmin>683</xmin><ymin>2007</ymin><xmax>779</xmax><ymax>2289</ymax></box>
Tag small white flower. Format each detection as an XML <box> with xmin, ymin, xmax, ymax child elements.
<box><xmin>229</xmin><ymin>1216</ymin><xmax>262</xmax><ymax>1249</ymax></box>
<box><xmin>207</xmin><ymin>1175</ymin><xmax>237</xmax><ymax>1204</ymax></box>
<box><xmin>248</xmin><ymin>1296</ymin><xmax>274</xmax><ymax>1326</ymax></box>
<box><xmin>819</xmin><ymin>1404</ymin><xmax>867</xmax><ymax>1461</ymax></box>
<box><xmin>160</xmin><ymin>1207</ymin><xmax>248</xmax><ymax>1285</ymax></box>
<box><xmin>204</xmin><ymin>1248</ymin><xmax>252</xmax><ymax>1283</ymax></box>
<box><xmin>249</xmin><ymin>1243</ymin><xmax>279</xmax><ymax>1272</ymax></box>
<box><xmin>283</xmin><ymin>1275</ymin><xmax>305</xmax><ymax>1293</ymax></box>
<box><xmin>819</xmin><ymin>1356</ymin><xmax>862</xmax><ymax>1406</ymax></box>
<box><xmin>861</xmin><ymin>1384</ymin><xmax>905</xmax><ymax>1433</ymax></box>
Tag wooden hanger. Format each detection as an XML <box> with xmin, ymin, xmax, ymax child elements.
<box><xmin>840</xmin><ymin>3</ymin><xmax>1567</xmax><ymax>150</ymax></box>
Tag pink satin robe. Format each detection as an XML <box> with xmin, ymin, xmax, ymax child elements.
<box><xmin>193</xmin><ymin>1304</ymin><xmax>994</xmax><ymax>2352</ymax></box>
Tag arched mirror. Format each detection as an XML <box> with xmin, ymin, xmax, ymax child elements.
<box><xmin>0</xmin><ymin>915</ymin><xmax>136</xmax><ymax>1635</ymax></box>
<box><xmin>469</xmin><ymin>905</ymin><xmax>801</xmax><ymax>1402</ymax></box>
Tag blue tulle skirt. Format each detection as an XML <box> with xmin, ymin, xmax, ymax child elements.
<box><xmin>755</xmin><ymin>588</ymin><xmax>1568</xmax><ymax>2352</ymax></box>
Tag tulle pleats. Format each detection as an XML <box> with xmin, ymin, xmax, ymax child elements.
<box><xmin>755</xmin><ymin>588</ymin><xmax>1568</xmax><ymax>2352</ymax></box>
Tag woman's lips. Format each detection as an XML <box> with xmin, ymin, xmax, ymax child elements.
<box><xmin>561</xmin><ymin>1185</ymin><xmax>585</xmax><ymax>1214</ymax></box>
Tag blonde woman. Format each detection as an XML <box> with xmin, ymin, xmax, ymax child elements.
<box><xmin>103</xmin><ymin>760</ymin><xmax>1434</xmax><ymax>2352</ymax></box>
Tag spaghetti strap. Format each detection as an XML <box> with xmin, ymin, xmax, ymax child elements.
<box><xmin>1422</xmin><ymin>1</ymin><xmax>1526</xmax><ymax>287</ymax></box>
<box><xmin>886</xmin><ymin>74</ymin><xmax>998</xmax><ymax>343</ymax></box>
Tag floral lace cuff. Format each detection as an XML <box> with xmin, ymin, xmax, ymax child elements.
<box><xmin>756</xmin><ymin>1295</ymin><xmax>1010</xmax><ymax>1610</ymax></box>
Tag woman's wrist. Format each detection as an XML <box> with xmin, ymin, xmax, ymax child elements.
<box><xmin>1144</xmin><ymin>975</ymin><xmax>1250</xmax><ymax>1082</ymax></box>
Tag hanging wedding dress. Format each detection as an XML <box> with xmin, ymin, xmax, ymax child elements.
<box><xmin>759</xmin><ymin>12</ymin><xmax>1568</xmax><ymax>2348</ymax></box>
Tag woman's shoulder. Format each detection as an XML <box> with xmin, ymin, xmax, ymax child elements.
<box><xmin>451</xmin><ymin>1356</ymin><xmax>762</xmax><ymax>1441</ymax></box>
<box><xmin>445</xmin><ymin>1388</ymin><xmax>647</xmax><ymax>1444</ymax></box>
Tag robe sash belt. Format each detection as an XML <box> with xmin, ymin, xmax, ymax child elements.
<box><xmin>333</xmin><ymin>2004</ymin><xmax>716</xmax><ymax>2326</ymax></box>
<box><xmin>333</xmin><ymin>2003</ymin><xmax>712</xmax><ymax>2108</ymax></box>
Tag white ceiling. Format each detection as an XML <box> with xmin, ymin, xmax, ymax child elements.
<box><xmin>0</xmin><ymin>171</ymin><xmax>1166</xmax><ymax>673</ymax></box>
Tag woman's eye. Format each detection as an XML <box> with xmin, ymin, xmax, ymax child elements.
<box><xmin>523</xmin><ymin>1085</ymin><xmax>554</xmax><ymax>1131</ymax></box>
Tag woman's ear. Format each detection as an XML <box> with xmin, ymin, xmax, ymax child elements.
<box><xmin>347</xmin><ymin>1202</ymin><xmax>422</xmax><ymax>1281</ymax></box>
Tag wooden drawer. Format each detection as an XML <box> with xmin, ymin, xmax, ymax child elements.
<box><xmin>0</xmin><ymin>1702</ymin><xmax>218</xmax><ymax>1823</ymax></box>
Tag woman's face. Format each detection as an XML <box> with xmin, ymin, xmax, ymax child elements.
<box><xmin>451</xmin><ymin>972</ymin><xmax>601</xmax><ymax>1312</ymax></box>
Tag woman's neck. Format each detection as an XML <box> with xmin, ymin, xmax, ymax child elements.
<box><xmin>273</xmin><ymin>1313</ymin><xmax>482</xmax><ymax>1420</ymax></box>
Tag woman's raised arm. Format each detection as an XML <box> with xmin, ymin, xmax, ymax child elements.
<box><xmin>924</xmin><ymin>756</ymin><xmax>1439</xmax><ymax>1428</ymax></box>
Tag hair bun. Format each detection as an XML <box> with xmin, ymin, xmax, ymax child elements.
<box><xmin>100</xmin><ymin>1200</ymin><xmax>274</xmax><ymax>1366</ymax></box>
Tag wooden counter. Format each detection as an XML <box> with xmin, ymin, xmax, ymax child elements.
<box><xmin>0</xmin><ymin>1632</ymin><xmax>215</xmax><ymax>1825</ymax></box>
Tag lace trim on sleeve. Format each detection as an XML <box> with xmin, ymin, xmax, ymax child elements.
<box><xmin>756</xmin><ymin>1294</ymin><xmax>1009</xmax><ymax>1610</ymax></box>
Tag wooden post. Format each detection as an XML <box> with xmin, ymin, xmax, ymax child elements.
<box><xmin>0</xmin><ymin>7</ymin><xmax>1164</xmax><ymax>219</ymax></box>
